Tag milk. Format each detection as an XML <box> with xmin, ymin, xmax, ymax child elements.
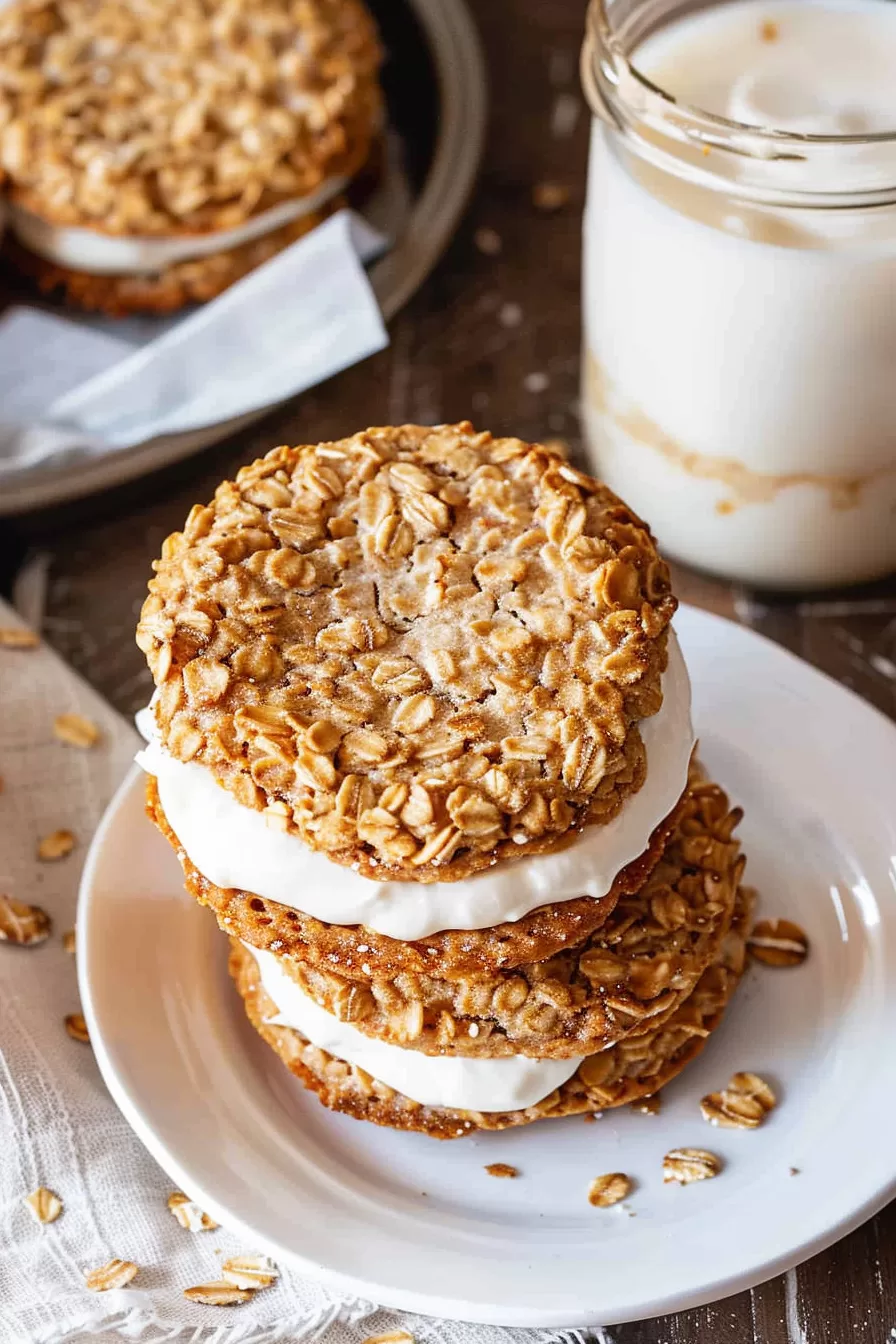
<box><xmin>582</xmin><ymin>0</ymin><xmax>896</xmax><ymax>587</ymax></box>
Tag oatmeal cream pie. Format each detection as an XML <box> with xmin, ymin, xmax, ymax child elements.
<box><xmin>0</xmin><ymin>0</ymin><xmax>382</xmax><ymax>313</ymax></box>
<box><xmin>227</xmin><ymin>885</ymin><xmax>753</xmax><ymax>1139</ymax></box>
<box><xmin>137</xmin><ymin>425</ymin><xmax>691</xmax><ymax>973</ymax></box>
<box><xmin>234</xmin><ymin>771</ymin><xmax>745</xmax><ymax>1060</ymax></box>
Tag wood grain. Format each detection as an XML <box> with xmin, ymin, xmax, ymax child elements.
<box><xmin>1</xmin><ymin>1</ymin><xmax>894</xmax><ymax>1338</ymax></box>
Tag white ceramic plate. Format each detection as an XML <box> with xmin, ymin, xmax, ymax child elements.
<box><xmin>78</xmin><ymin>604</ymin><xmax>896</xmax><ymax>1329</ymax></box>
<box><xmin>1</xmin><ymin>0</ymin><xmax>486</xmax><ymax>516</ymax></box>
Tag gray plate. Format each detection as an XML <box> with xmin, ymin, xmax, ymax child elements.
<box><xmin>0</xmin><ymin>0</ymin><xmax>486</xmax><ymax>515</ymax></box>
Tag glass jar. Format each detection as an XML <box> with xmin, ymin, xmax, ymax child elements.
<box><xmin>580</xmin><ymin>0</ymin><xmax>896</xmax><ymax>588</ymax></box>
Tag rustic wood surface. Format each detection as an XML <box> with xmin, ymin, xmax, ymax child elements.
<box><xmin>2</xmin><ymin>1</ymin><xmax>895</xmax><ymax>1339</ymax></box>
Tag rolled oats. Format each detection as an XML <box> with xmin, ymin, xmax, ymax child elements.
<box><xmin>62</xmin><ymin>930</ymin><xmax>76</xmax><ymax>955</ymax></box>
<box><xmin>64</xmin><ymin>1013</ymin><xmax>90</xmax><ymax>1043</ymax></box>
<box><xmin>167</xmin><ymin>1191</ymin><xmax>218</xmax><ymax>1231</ymax></box>
<box><xmin>183</xmin><ymin>1281</ymin><xmax>252</xmax><ymax>1306</ymax></box>
<box><xmin>25</xmin><ymin>1187</ymin><xmax>63</xmax><ymax>1224</ymax></box>
<box><xmin>85</xmin><ymin>1259</ymin><xmax>138</xmax><ymax>1291</ymax></box>
<box><xmin>701</xmin><ymin>1071</ymin><xmax>776</xmax><ymax>1129</ymax></box>
<box><xmin>53</xmin><ymin>713</ymin><xmax>99</xmax><ymax>749</ymax></box>
<box><xmin>0</xmin><ymin>626</ymin><xmax>39</xmax><ymax>647</ymax></box>
<box><xmin>221</xmin><ymin>1254</ymin><xmax>279</xmax><ymax>1289</ymax></box>
<box><xmin>363</xmin><ymin>1334</ymin><xmax>416</xmax><ymax>1344</ymax></box>
<box><xmin>484</xmin><ymin>1163</ymin><xmax>519</xmax><ymax>1178</ymax></box>
<box><xmin>37</xmin><ymin>829</ymin><xmax>75</xmax><ymax>862</ymax></box>
<box><xmin>662</xmin><ymin>1148</ymin><xmax>722</xmax><ymax>1184</ymax></box>
<box><xmin>587</xmin><ymin>1173</ymin><xmax>631</xmax><ymax>1207</ymax></box>
<box><xmin>748</xmin><ymin>918</ymin><xmax>809</xmax><ymax>967</ymax></box>
<box><xmin>0</xmin><ymin>895</ymin><xmax>51</xmax><ymax>946</ymax></box>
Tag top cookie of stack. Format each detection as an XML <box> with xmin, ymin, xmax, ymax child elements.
<box><xmin>138</xmin><ymin>423</ymin><xmax>677</xmax><ymax>891</ymax></box>
<box><xmin>0</xmin><ymin>0</ymin><xmax>382</xmax><ymax>311</ymax></box>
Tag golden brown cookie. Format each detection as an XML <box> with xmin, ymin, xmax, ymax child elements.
<box><xmin>228</xmin><ymin>886</ymin><xmax>752</xmax><ymax>1138</ymax></box>
<box><xmin>268</xmin><ymin>772</ymin><xmax>744</xmax><ymax>1059</ymax></box>
<box><xmin>0</xmin><ymin>0</ymin><xmax>382</xmax><ymax>236</ymax></box>
<box><xmin>2</xmin><ymin>206</ymin><xmax>332</xmax><ymax>316</ymax></box>
<box><xmin>145</xmin><ymin>763</ymin><xmax>684</xmax><ymax>978</ymax></box>
<box><xmin>137</xmin><ymin>425</ymin><xmax>677</xmax><ymax>883</ymax></box>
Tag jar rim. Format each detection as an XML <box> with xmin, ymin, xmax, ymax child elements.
<box><xmin>581</xmin><ymin>0</ymin><xmax>896</xmax><ymax>206</ymax></box>
<box><xmin>583</xmin><ymin>0</ymin><xmax>896</xmax><ymax>147</ymax></box>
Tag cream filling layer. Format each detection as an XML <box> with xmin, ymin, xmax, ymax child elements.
<box><xmin>8</xmin><ymin>175</ymin><xmax>346</xmax><ymax>276</ymax></box>
<box><xmin>248</xmin><ymin>941</ymin><xmax>583</xmax><ymax>1111</ymax></box>
<box><xmin>137</xmin><ymin>631</ymin><xmax>693</xmax><ymax>941</ymax></box>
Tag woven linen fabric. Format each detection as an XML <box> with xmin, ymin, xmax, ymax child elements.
<box><xmin>0</xmin><ymin>597</ymin><xmax>585</xmax><ymax>1344</ymax></box>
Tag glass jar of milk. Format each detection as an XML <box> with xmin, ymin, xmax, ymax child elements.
<box><xmin>581</xmin><ymin>0</ymin><xmax>896</xmax><ymax>588</ymax></box>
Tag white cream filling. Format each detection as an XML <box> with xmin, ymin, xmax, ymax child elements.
<box><xmin>248</xmin><ymin>941</ymin><xmax>583</xmax><ymax>1111</ymax></box>
<box><xmin>138</xmin><ymin>631</ymin><xmax>693</xmax><ymax>941</ymax></box>
<box><xmin>8</xmin><ymin>175</ymin><xmax>346</xmax><ymax>276</ymax></box>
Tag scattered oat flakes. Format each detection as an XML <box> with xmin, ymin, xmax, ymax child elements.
<box><xmin>748</xmin><ymin>918</ymin><xmax>808</xmax><ymax>967</ymax></box>
<box><xmin>701</xmin><ymin>1071</ymin><xmax>776</xmax><ymax>1130</ymax></box>
<box><xmin>184</xmin><ymin>1281</ymin><xmax>253</xmax><ymax>1306</ymax></box>
<box><xmin>551</xmin><ymin>91</ymin><xmax>581</xmax><ymax>138</ymax></box>
<box><xmin>533</xmin><ymin>181</ymin><xmax>570</xmax><ymax>212</ymax></box>
<box><xmin>38</xmin><ymin>829</ymin><xmax>75</xmax><ymax>862</ymax></box>
<box><xmin>588</xmin><ymin>1173</ymin><xmax>631</xmax><ymax>1208</ymax></box>
<box><xmin>0</xmin><ymin>626</ymin><xmax>39</xmax><ymax>648</ymax></box>
<box><xmin>65</xmin><ymin>1013</ymin><xmax>90</xmax><ymax>1043</ymax></box>
<box><xmin>85</xmin><ymin>1259</ymin><xmax>138</xmax><ymax>1291</ymax></box>
<box><xmin>0</xmin><ymin>895</ymin><xmax>51</xmax><ymax>946</ymax></box>
<box><xmin>663</xmin><ymin>1148</ymin><xmax>722</xmax><ymax>1185</ymax></box>
<box><xmin>167</xmin><ymin>1191</ymin><xmax>218</xmax><ymax>1231</ymax></box>
<box><xmin>62</xmin><ymin>930</ymin><xmax>76</xmax><ymax>955</ymax></box>
<box><xmin>524</xmin><ymin>372</ymin><xmax>550</xmax><ymax>394</ymax></box>
<box><xmin>485</xmin><ymin>1163</ymin><xmax>519</xmax><ymax>1179</ymax></box>
<box><xmin>362</xmin><ymin>1334</ymin><xmax>416</xmax><ymax>1344</ymax></box>
<box><xmin>221</xmin><ymin>1254</ymin><xmax>279</xmax><ymax>1290</ymax></box>
<box><xmin>54</xmin><ymin>713</ymin><xmax>100</xmax><ymax>749</ymax></box>
<box><xmin>498</xmin><ymin>301</ymin><xmax>523</xmax><ymax>328</ymax></box>
<box><xmin>26</xmin><ymin>1187</ymin><xmax>63</xmax><ymax>1224</ymax></box>
<box><xmin>473</xmin><ymin>226</ymin><xmax>502</xmax><ymax>256</ymax></box>
<box><xmin>760</xmin><ymin>19</ymin><xmax>779</xmax><ymax>40</ymax></box>
<box><xmin>632</xmin><ymin>1094</ymin><xmax>661</xmax><ymax>1115</ymax></box>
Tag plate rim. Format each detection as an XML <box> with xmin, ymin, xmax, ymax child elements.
<box><xmin>1</xmin><ymin>0</ymin><xmax>487</xmax><ymax>517</ymax></box>
<box><xmin>78</xmin><ymin>605</ymin><xmax>896</xmax><ymax>1327</ymax></box>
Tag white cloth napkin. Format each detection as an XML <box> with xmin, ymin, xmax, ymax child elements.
<box><xmin>0</xmin><ymin>596</ymin><xmax>583</xmax><ymax>1344</ymax></box>
<box><xmin>0</xmin><ymin>210</ymin><xmax>387</xmax><ymax>479</ymax></box>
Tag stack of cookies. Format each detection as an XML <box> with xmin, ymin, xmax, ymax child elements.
<box><xmin>0</xmin><ymin>0</ymin><xmax>382</xmax><ymax>314</ymax></box>
<box><xmin>137</xmin><ymin>423</ymin><xmax>750</xmax><ymax>1139</ymax></box>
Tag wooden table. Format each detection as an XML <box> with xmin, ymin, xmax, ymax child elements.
<box><xmin>3</xmin><ymin>2</ymin><xmax>895</xmax><ymax>1339</ymax></box>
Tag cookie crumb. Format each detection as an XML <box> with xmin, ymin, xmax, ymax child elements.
<box><xmin>474</xmin><ymin>227</ymin><xmax>502</xmax><ymax>256</ymax></box>
<box><xmin>485</xmin><ymin>1163</ymin><xmax>519</xmax><ymax>1179</ymax></box>
<box><xmin>533</xmin><ymin>181</ymin><xmax>570</xmax><ymax>212</ymax></box>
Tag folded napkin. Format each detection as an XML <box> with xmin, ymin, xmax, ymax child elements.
<box><xmin>0</xmin><ymin>211</ymin><xmax>387</xmax><ymax>479</ymax></box>
<box><xmin>0</xmin><ymin>595</ymin><xmax>581</xmax><ymax>1344</ymax></box>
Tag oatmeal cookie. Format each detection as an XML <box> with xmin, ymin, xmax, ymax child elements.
<box><xmin>146</xmin><ymin>759</ymin><xmax>683</xmax><ymax>977</ymax></box>
<box><xmin>228</xmin><ymin>886</ymin><xmax>752</xmax><ymax>1138</ymax></box>
<box><xmin>137</xmin><ymin>424</ymin><xmax>677</xmax><ymax>882</ymax></box>
<box><xmin>269</xmin><ymin>773</ymin><xmax>744</xmax><ymax>1059</ymax></box>
<box><xmin>0</xmin><ymin>0</ymin><xmax>382</xmax><ymax>236</ymax></box>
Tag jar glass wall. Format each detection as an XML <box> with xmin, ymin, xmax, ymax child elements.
<box><xmin>580</xmin><ymin>0</ymin><xmax>896</xmax><ymax>588</ymax></box>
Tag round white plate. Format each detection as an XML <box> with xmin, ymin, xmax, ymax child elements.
<box><xmin>1</xmin><ymin>0</ymin><xmax>486</xmax><ymax>516</ymax></box>
<box><xmin>78</xmin><ymin>604</ymin><xmax>896</xmax><ymax>1328</ymax></box>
